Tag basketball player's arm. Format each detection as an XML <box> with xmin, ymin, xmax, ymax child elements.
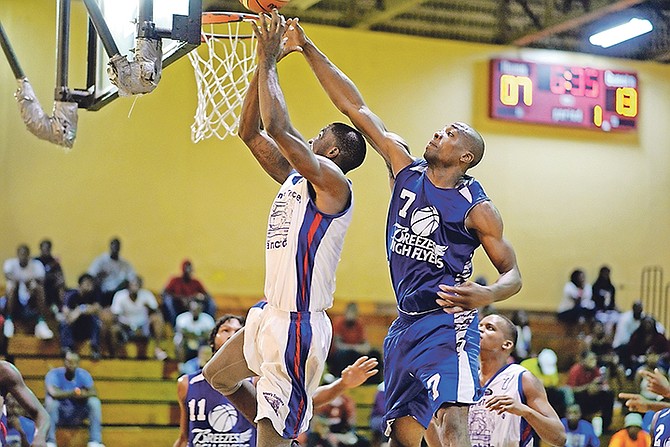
<box><xmin>436</xmin><ymin>201</ymin><xmax>521</xmax><ymax>312</ymax></box>
<box><xmin>1</xmin><ymin>362</ymin><xmax>49</xmax><ymax>447</ymax></box>
<box><xmin>173</xmin><ymin>375</ymin><xmax>189</xmax><ymax>447</ymax></box>
<box><xmin>253</xmin><ymin>12</ymin><xmax>351</xmax><ymax>214</ymax></box>
<box><xmin>619</xmin><ymin>392</ymin><xmax>670</xmax><ymax>413</ymax></box>
<box><xmin>285</xmin><ymin>19</ymin><xmax>413</xmax><ymax>181</ymax></box>
<box><xmin>312</xmin><ymin>356</ymin><xmax>379</xmax><ymax>409</ymax></box>
<box><xmin>485</xmin><ymin>373</ymin><xmax>566</xmax><ymax>446</ymax></box>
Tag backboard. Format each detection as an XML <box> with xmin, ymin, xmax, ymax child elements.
<box><xmin>86</xmin><ymin>0</ymin><xmax>202</xmax><ymax>110</ymax></box>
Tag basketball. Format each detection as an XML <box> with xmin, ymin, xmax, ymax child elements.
<box><xmin>410</xmin><ymin>206</ymin><xmax>440</xmax><ymax>237</ymax></box>
<box><xmin>208</xmin><ymin>404</ymin><xmax>239</xmax><ymax>432</ymax></box>
<box><xmin>239</xmin><ymin>0</ymin><xmax>290</xmax><ymax>14</ymax></box>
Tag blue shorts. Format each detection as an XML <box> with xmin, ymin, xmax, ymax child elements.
<box><xmin>382</xmin><ymin>309</ymin><xmax>482</xmax><ymax>433</ymax></box>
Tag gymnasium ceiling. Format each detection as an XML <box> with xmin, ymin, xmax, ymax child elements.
<box><xmin>203</xmin><ymin>0</ymin><xmax>670</xmax><ymax>63</ymax></box>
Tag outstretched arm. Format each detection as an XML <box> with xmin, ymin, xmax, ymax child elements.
<box><xmin>436</xmin><ymin>201</ymin><xmax>521</xmax><ymax>312</ymax></box>
<box><xmin>252</xmin><ymin>12</ymin><xmax>351</xmax><ymax>215</ymax></box>
<box><xmin>285</xmin><ymin>19</ymin><xmax>413</xmax><ymax>182</ymax></box>
<box><xmin>1</xmin><ymin>362</ymin><xmax>49</xmax><ymax>447</ymax></box>
<box><xmin>313</xmin><ymin>356</ymin><xmax>379</xmax><ymax>409</ymax></box>
<box><xmin>485</xmin><ymin>373</ymin><xmax>566</xmax><ymax>446</ymax></box>
<box><xmin>173</xmin><ymin>375</ymin><xmax>189</xmax><ymax>447</ymax></box>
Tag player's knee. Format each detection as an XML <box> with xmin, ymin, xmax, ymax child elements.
<box><xmin>202</xmin><ymin>360</ymin><xmax>241</xmax><ymax>396</ymax></box>
<box><xmin>433</xmin><ymin>406</ymin><xmax>470</xmax><ymax>441</ymax></box>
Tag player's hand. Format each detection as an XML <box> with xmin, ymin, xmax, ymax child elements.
<box><xmin>485</xmin><ymin>395</ymin><xmax>526</xmax><ymax>416</ymax></box>
<box><xmin>435</xmin><ymin>281</ymin><xmax>494</xmax><ymax>314</ymax></box>
<box><xmin>252</xmin><ymin>9</ymin><xmax>287</xmax><ymax>62</ymax></box>
<box><xmin>641</xmin><ymin>368</ymin><xmax>670</xmax><ymax>398</ymax></box>
<box><xmin>340</xmin><ymin>356</ymin><xmax>379</xmax><ymax>389</ymax></box>
<box><xmin>283</xmin><ymin>18</ymin><xmax>308</xmax><ymax>54</ymax></box>
<box><xmin>619</xmin><ymin>392</ymin><xmax>654</xmax><ymax>412</ymax></box>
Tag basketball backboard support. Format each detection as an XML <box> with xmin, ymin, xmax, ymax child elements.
<box><xmin>85</xmin><ymin>0</ymin><xmax>202</xmax><ymax>110</ymax></box>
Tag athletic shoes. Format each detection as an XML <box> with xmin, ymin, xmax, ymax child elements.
<box><xmin>3</xmin><ymin>319</ymin><xmax>14</xmax><ymax>338</ymax></box>
<box><xmin>154</xmin><ymin>347</ymin><xmax>168</xmax><ymax>361</ymax></box>
<box><xmin>34</xmin><ymin>320</ymin><xmax>54</xmax><ymax>340</ymax></box>
<box><xmin>46</xmin><ymin>442</ymin><xmax>57</xmax><ymax>447</ymax></box>
<box><xmin>87</xmin><ymin>442</ymin><xmax>105</xmax><ymax>447</ymax></box>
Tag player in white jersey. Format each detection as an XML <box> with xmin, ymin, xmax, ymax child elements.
<box><xmin>202</xmin><ymin>12</ymin><xmax>367</xmax><ymax>447</ymax></box>
<box><xmin>425</xmin><ymin>314</ymin><xmax>565</xmax><ymax>447</ymax></box>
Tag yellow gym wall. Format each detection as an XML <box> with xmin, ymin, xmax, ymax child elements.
<box><xmin>2</xmin><ymin>0</ymin><xmax>670</xmax><ymax>312</ymax></box>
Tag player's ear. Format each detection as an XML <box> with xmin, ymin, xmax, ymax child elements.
<box><xmin>502</xmin><ymin>340</ymin><xmax>513</xmax><ymax>351</ymax></box>
<box><xmin>326</xmin><ymin>146</ymin><xmax>340</xmax><ymax>159</ymax></box>
<box><xmin>460</xmin><ymin>151</ymin><xmax>474</xmax><ymax>165</ymax></box>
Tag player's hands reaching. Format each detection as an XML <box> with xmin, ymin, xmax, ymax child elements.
<box><xmin>619</xmin><ymin>392</ymin><xmax>655</xmax><ymax>412</ymax></box>
<box><xmin>640</xmin><ymin>368</ymin><xmax>670</xmax><ymax>398</ymax></box>
<box><xmin>340</xmin><ymin>356</ymin><xmax>379</xmax><ymax>389</ymax></box>
<box><xmin>283</xmin><ymin>18</ymin><xmax>308</xmax><ymax>53</ymax></box>
<box><xmin>435</xmin><ymin>281</ymin><xmax>495</xmax><ymax>314</ymax></box>
<box><xmin>251</xmin><ymin>10</ymin><xmax>287</xmax><ymax>63</ymax></box>
<box><xmin>485</xmin><ymin>395</ymin><xmax>526</xmax><ymax>417</ymax></box>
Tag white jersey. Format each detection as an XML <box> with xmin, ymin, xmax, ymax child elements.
<box><xmin>469</xmin><ymin>363</ymin><xmax>535</xmax><ymax>447</ymax></box>
<box><xmin>264</xmin><ymin>171</ymin><xmax>353</xmax><ymax>312</ymax></box>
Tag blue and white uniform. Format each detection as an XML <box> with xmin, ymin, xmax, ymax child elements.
<box><xmin>244</xmin><ymin>171</ymin><xmax>353</xmax><ymax>438</ymax></box>
<box><xmin>383</xmin><ymin>159</ymin><xmax>488</xmax><ymax>431</ymax></box>
<box><xmin>186</xmin><ymin>372</ymin><xmax>256</xmax><ymax>447</ymax></box>
<box><xmin>469</xmin><ymin>364</ymin><xmax>535</xmax><ymax>447</ymax></box>
<box><xmin>651</xmin><ymin>408</ymin><xmax>670</xmax><ymax>447</ymax></box>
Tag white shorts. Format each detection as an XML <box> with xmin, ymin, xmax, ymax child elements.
<box><xmin>243</xmin><ymin>304</ymin><xmax>332</xmax><ymax>438</ymax></box>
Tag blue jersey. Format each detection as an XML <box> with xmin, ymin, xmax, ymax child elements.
<box><xmin>652</xmin><ymin>408</ymin><xmax>670</xmax><ymax>447</ymax></box>
<box><xmin>186</xmin><ymin>372</ymin><xmax>256</xmax><ymax>447</ymax></box>
<box><xmin>387</xmin><ymin>159</ymin><xmax>489</xmax><ymax>314</ymax></box>
<box><xmin>561</xmin><ymin>419</ymin><xmax>600</xmax><ymax>447</ymax></box>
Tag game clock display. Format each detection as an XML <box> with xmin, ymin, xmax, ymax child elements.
<box><xmin>489</xmin><ymin>58</ymin><xmax>639</xmax><ymax>132</ymax></box>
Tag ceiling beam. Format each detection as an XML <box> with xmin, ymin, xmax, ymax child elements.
<box><xmin>512</xmin><ymin>0</ymin><xmax>647</xmax><ymax>46</ymax></box>
<box><xmin>354</xmin><ymin>0</ymin><xmax>426</xmax><ymax>29</ymax></box>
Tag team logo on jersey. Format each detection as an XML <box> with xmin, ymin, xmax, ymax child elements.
<box><xmin>262</xmin><ymin>392</ymin><xmax>284</xmax><ymax>415</ymax></box>
<box><xmin>410</xmin><ymin>206</ymin><xmax>440</xmax><ymax>237</ymax></box>
<box><xmin>191</xmin><ymin>428</ymin><xmax>253</xmax><ymax>447</ymax></box>
<box><xmin>390</xmin><ymin>222</ymin><xmax>447</xmax><ymax>268</ymax></box>
<box><xmin>267</xmin><ymin>189</ymin><xmax>301</xmax><ymax>250</ymax></box>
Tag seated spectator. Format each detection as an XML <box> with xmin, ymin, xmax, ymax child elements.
<box><xmin>162</xmin><ymin>259</ymin><xmax>216</xmax><ymax>327</ymax></box>
<box><xmin>328</xmin><ymin>302</ymin><xmax>382</xmax><ymax>382</ymax></box>
<box><xmin>88</xmin><ymin>237</ymin><xmax>136</xmax><ymax>307</ymax></box>
<box><xmin>109</xmin><ymin>277</ymin><xmax>167</xmax><ymax>360</ymax></box>
<box><xmin>174</xmin><ymin>297</ymin><xmax>215</xmax><ymax>365</ymax></box>
<box><xmin>521</xmin><ymin>348</ymin><xmax>571</xmax><ymax>418</ymax></box>
<box><xmin>558</xmin><ymin>269</ymin><xmax>595</xmax><ymax>326</ymax></box>
<box><xmin>567</xmin><ymin>350</ymin><xmax>615</xmax><ymax>432</ymax></box>
<box><xmin>60</xmin><ymin>273</ymin><xmax>102</xmax><ymax>359</ymax></box>
<box><xmin>3</xmin><ymin>243</ymin><xmax>53</xmax><ymax>339</ymax></box>
<box><xmin>369</xmin><ymin>382</ymin><xmax>388</xmax><ymax>447</ymax></box>
<box><xmin>588</xmin><ymin>320</ymin><xmax>626</xmax><ymax>397</ymax></box>
<box><xmin>562</xmin><ymin>404</ymin><xmax>600</xmax><ymax>447</ymax></box>
<box><xmin>44</xmin><ymin>351</ymin><xmax>105</xmax><ymax>447</ymax></box>
<box><xmin>511</xmin><ymin>309</ymin><xmax>532</xmax><ymax>362</ymax></box>
<box><xmin>625</xmin><ymin>317</ymin><xmax>670</xmax><ymax>375</ymax></box>
<box><xmin>607</xmin><ymin>413</ymin><xmax>650</xmax><ymax>447</ymax></box>
<box><xmin>35</xmin><ymin>239</ymin><xmax>66</xmax><ymax>316</ymax></box>
<box><xmin>613</xmin><ymin>301</ymin><xmax>646</xmax><ymax>354</ymax></box>
<box><xmin>592</xmin><ymin>265</ymin><xmax>619</xmax><ymax>336</ymax></box>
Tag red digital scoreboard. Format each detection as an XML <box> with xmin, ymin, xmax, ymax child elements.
<box><xmin>489</xmin><ymin>58</ymin><xmax>639</xmax><ymax>132</ymax></box>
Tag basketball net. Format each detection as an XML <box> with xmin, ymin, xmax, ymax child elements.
<box><xmin>188</xmin><ymin>13</ymin><xmax>258</xmax><ymax>143</ymax></box>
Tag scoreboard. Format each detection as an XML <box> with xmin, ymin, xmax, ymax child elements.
<box><xmin>489</xmin><ymin>58</ymin><xmax>639</xmax><ymax>132</ymax></box>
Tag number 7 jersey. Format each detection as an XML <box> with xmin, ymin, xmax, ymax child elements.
<box><xmin>387</xmin><ymin>159</ymin><xmax>489</xmax><ymax>314</ymax></box>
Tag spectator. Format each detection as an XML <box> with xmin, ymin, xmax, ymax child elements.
<box><xmin>592</xmin><ymin>266</ymin><xmax>619</xmax><ymax>336</ymax></box>
<box><xmin>562</xmin><ymin>404</ymin><xmax>600</xmax><ymax>447</ymax></box>
<box><xmin>174</xmin><ymin>297</ymin><xmax>215</xmax><ymax>366</ymax></box>
<box><xmin>625</xmin><ymin>317</ymin><xmax>670</xmax><ymax>374</ymax></box>
<box><xmin>511</xmin><ymin>309</ymin><xmax>532</xmax><ymax>362</ymax></box>
<box><xmin>162</xmin><ymin>259</ymin><xmax>216</xmax><ymax>327</ymax></box>
<box><xmin>613</xmin><ymin>301</ymin><xmax>645</xmax><ymax>352</ymax></box>
<box><xmin>88</xmin><ymin>237</ymin><xmax>136</xmax><ymax>307</ymax></box>
<box><xmin>34</xmin><ymin>239</ymin><xmax>66</xmax><ymax>317</ymax></box>
<box><xmin>3</xmin><ymin>244</ymin><xmax>53</xmax><ymax>340</ymax></box>
<box><xmin>607</xmin><ymin>413</ymin><xmax>650</xmax><ymax>447</ymax></box>
<box><xmin>59</xmin><ymin>273</ymin><xmax>102</xmax><ymax>359</ymax></box>
<box><xmin>109</xmin><ymin>277</ymin><xmax>167</xmax><ymax>360</ymax></box>
<box><xmin>567</xmin><ymin>350</ymin><xmax>615</xmax><ymax>432</ymax></box>
<box><xmin>521</xmin><ymin>348</ymin><xmax>571</xmax><ymax>418</ymax></box>
<box><xmin>558</xmin><ymin>269</ymin><xmax>595</xmax><ymax>326</ymax></box>
<box><xmin>369</xmin><ymin>382</ymin><xmax>387</xmax><ymax>447</ymax></box>
<box><xmin>634</xmin><ymin>350</ymin><xmax>667</xmax><ymax>402</ymax></box>
<box><xmin>44</xmin><ymin>352</ymin><xmax>104</xmax><ymax>447</ymax></box>
<box><xmin>329</xmin><ymin>302</ymin><xmax>381</xmax><ymax>382</ymax></box>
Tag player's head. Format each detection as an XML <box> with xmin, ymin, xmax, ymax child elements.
<box><xmin>424</xmin><ymin>122</ymin><xmax>485</xmax><ymax>171</ymax></box>
<box><xmin>309</xmin><ymin>122</ymin><xmax>366</xmax><ymax>174</ymax></box>
<box><xmin>209</xmin><ymin>314</ymin><xmax>245</xmax><ymax>352</ymax></box>
<box><xmin>479</xmin><ymin>314</ymin><xmax>517</xmax><ymax>354</ymax></box>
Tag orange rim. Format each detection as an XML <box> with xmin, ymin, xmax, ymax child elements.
<box><xmin>201</xmin><ymin>11</ymin><xmax>259</xmax><ymax>25</ymax></box>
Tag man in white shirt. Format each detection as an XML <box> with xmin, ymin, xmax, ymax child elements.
<box><xmin>174</xmin><ymin>298</ymin><xmax>216</xmax><ymax>367</ymax></box>
<box><xmin>88</xmin><ymin>238</ymin><xmax>136</xmax><ymax>307</ymax></box>
<box><xmin>3</xmin><ymin>244</ymin><xmax>53</xmax><ymax>339</ymax></box>
<box><xmin>109</xmin><ymin>277</ymin><xmax>166</xmax><ymax>360</ymax></box>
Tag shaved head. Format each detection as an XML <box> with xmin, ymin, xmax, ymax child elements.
<box><xmin>455</xmin><ymin>122</ymin><xmax>485</xmax><ymax>169</ymax></box>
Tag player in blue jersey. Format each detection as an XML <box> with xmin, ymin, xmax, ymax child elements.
<box><xmin>202</xmin><ymin>11</ymin><xmax>368</xmax><ymax>447</ymax></box>
<box><xmin>281</xmin><ymin>14</ymin><xmax>522</xmax><ymax>447</ymax></box>
<box><xmin>0</xmin><ymin>361</ymin><xmax>49</xmax><ymax>447</ymax></box>
<box><xmin>177</xmin><ymin>313</ymin><xmax>379</xmax><ymax>447</ymax></box>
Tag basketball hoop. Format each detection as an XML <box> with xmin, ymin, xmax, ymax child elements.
<box><xmin>189</xmin><ymin>12</ymin><xmax>259</xmax><ymax>143</ymax></box>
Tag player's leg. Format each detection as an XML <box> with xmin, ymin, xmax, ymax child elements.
<box><xmin>388</xmin><ymin>416</ymin><xmax>426</xmax><ymax>447</ymax></box>
<box><xmin>432</xmin><ymin>404</ymin><xmax>471</xmax><ymax>446</ymax></box>
<box><xmin>257</xmin><ymin>418</ymin><xmax>293</xmax><ymax>447</ymax></box>
<box><xmin>202</xmin><ymin>327</ymin><xmax>257</xmax><ymax>423</ymax></box>
<box><xmin>424</xmin><ymin>419</ymin><xmax>440</xmax><ymax>447</ymax></box>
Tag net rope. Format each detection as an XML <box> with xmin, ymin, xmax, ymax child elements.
<box><xmin>188</xmin><ymin>18</ymin><xmax>257</xmax><ymax>143</ymax></box>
